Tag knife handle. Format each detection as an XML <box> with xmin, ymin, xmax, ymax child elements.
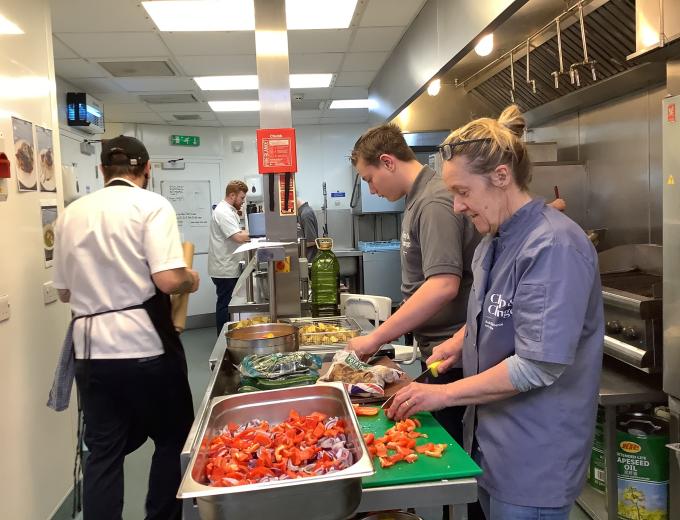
<box><xmin>428</xmin><ymin>360</ymin><xmax>443</xmax><ymax>378</ymax></box>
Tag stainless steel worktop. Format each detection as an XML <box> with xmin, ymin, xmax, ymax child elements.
<box><xmin>182</xmin><ymin>324</ymin><xmax>477</xmax><ymax>520</ymax></box>
<box><xmin>333</xmin><ymin>249</ymin><xmax>363</xmax><ymax>257</ymax></box>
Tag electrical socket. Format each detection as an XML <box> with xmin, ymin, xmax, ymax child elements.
<box><xmin>0</xmin><ymin>295</ymin><xmax>10</xmax><ymax>322</ymax></box>
<box><xmin>43</xmin><ymin>282</ymin><xmax>58</xmax><ymax>305</ymax></box>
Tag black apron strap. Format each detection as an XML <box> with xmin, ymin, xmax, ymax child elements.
<box><xmin>141</xmin><ymin>287</ymin><xmax>188</xmax><ymax>375</ymax></box>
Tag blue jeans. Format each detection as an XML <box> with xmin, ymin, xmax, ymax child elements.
<box><xmin>212</xmin><ymin>277</ymin><xmax>238</xmax><ymax>335</ymax></box>
<box><xmin>478</xmin><ymin>487</ymin><xmax>573</xmax><ymax>520</ymax></box>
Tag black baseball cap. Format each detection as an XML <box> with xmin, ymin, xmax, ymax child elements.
<box><xmin>101</xmin><ymin>135</ymin><xmax>149</xmax><ymax>166</ymax></box>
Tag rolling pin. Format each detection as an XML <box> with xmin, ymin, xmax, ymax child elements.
<box><xmin>171</xmin><ymin>241</ymin><xmax>195</xmax><ymax>333</ymax></box>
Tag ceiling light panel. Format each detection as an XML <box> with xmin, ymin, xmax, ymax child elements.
<box><xmin>196</xmin><ymin>74</ymin><xmax>332</xmax><ymax>90</ymax></box>
<box><xmin>0</xmin><ymin>14</ymin><xmax>23</xmax><ymax>34</ymax></box>
<box><xmin>286</xmin><ymin>0</ymin><xmax>358</xmax><ymax>30</ymax></box>
<box><xmin>209</xmin><ymin>100</ymin><xmax>261</xmax><ymax>112</ymax></box>
<box><xmin>329</xmin><ymin>99</ymin><xmax>374</xmax><ymax>109</ymax></box>
<box><xmin>142</xmin><ymin>0</ymin><xmax>255</xmax><ymax>31</ymax></box>
<box><xmin>143</xmin><ymin>0</ymin><xmax>357</xmax><ymax>31</ymax></box>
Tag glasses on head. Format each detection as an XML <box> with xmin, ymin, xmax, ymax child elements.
<box><xmin>437</xmin><ymin>138</ymin><xmax>492</xmax><ymax>161</ymax></box>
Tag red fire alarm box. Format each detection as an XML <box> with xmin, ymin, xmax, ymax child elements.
<box><xmin>256</xmin><ymin>128</ymin><xmax>297</xmax><ymax>174</ymax></box>
<box><xmin>0</xmin><ymin>153</ymin><xmax>10</xmax><ymax>178</ymax></box>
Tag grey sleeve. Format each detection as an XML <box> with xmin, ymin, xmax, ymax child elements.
<box><xmin>301</xmin><ymin>212</ymin><xmax>318</xmax><ymax>241</ymax></box>
<box><xmin>506</xmin><ymin>354</ymin><xmax>568</xmax><ymax>392</ymax></box>
<box><xmin>418</xmin><ymin>201</ymin><xmax>464</xmax><ymax>279</ymax></box>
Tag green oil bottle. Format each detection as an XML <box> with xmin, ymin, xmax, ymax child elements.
<box><xmin>310</xmin><ymin>237</ymin><xmax>340</xmax><ymax>317</ymax></box>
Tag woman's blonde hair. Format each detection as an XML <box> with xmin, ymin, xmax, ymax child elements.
<box><xmin>442</xmin><ymin>104</ymin><xmax>532</xmax><ymax>190</ymax></box>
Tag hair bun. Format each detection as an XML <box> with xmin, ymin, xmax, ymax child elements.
<box><xmin>498</xmin><ymin>104</ymin><xmax>526</xmax><ymax>137</ymax></box>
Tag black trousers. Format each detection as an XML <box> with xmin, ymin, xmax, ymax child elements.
<box><xmin>212</xmin><ymin>276</ymin><xmax>238</xmax><ymax>336</ymax></box>
<box><xmin>75</xmin><ymin>353</ymin><xmax>194</xmax><ymax>520</ymax></box>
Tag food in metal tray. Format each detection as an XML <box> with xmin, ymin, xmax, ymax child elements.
<box><xmin>205</xmin><ymin>409</ymin><xmax>354</xmax><ymax>487</ymax></box>
<box><xmin>298</xmin><ymin>322</ymin><xmax>358</xmax><ymax>345</ymax></box>
<box><xmin>231</xmin><ymin>316</ymin><xmax>270</xmax><ymax>329</ymax></box>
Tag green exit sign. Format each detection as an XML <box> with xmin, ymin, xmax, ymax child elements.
<box><xmin>170</xmin><ymin>134</ymin><xmax>200</xmax><ymax>146</ymax></box>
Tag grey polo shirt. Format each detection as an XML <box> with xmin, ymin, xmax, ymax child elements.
<box><xmin>462</xmin><ymin>198</ymin><xmax>604</xmax><ymax>507</ymax></box>
<box><xmin>297</xmin><ymin>202</ymin><xmax>319</xmax><ymax>263</ymax></box>
<box><xmin>401</xmin><ymin>165</ymin><xmax>479</xmax><ymax>351</ymax></box>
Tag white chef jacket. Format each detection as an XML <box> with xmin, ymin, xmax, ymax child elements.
<box><xmin>208</xmin><ymin>200</ymin><xmax>244</xmax><ymax>278</ymax></box>
<box><xmin>52</xmin><ymin>178</ymin><xmax>186</xmax><ymax>359</ymax></box>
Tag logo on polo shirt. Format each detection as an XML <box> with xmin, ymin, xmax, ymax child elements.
<box><xmin>487</xmin><ymin>293</ymin><xmax>513</xmax><ymax>319</ymax></box>
<box><xmin>401</xmin><ymin>231</ymin><xmax>411</xmax><ymax>250</ymax></box>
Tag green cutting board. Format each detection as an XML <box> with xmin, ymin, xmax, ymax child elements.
<box><xmin>358</xmin><ymin>410</ymin><xmax>482</xmax><ymax>488</ymax></box>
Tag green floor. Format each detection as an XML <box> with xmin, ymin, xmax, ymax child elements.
<box><xmin>75</xmin><ymin>327</ymin><xmax>592</xmax><ymax>520</ymax></box>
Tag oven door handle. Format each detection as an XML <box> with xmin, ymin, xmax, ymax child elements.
<box><xmin>603</xmin><ymin>335</ymin><xmax>651</xmax><ymax>369</ymax></box>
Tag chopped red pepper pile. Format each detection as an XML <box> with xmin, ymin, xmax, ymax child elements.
<box><xmin>362</xmin><ymin>416</ymin><xmax>448</xmax><ymax>468</ymax></box>
<box><xmin>205</xmin><ymin>409</ymin><xmax>354</xmax><ymax>487</ymax></box>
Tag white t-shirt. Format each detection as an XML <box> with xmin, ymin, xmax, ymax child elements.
<box><xmin>53</xmin><ymin>178</ymin><xmax>186</xmax><ymax>359</ymax></box>
<box><xmin>207</xmin><ymin>200</ymin><xmax>244</xmax><ymax>278</ymax></box>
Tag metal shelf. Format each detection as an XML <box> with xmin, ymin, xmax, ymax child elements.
<box><xmin>577</xmin><ymin>485</ymin><xmax>607</xmax><ymax>520</ymax></box>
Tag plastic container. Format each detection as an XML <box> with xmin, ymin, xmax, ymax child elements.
<box><xmin>311</xmin><ymin>237</ymin><xmax>340</xmax><ymax>317</ymax></box>
<box><xmin>616</xmin><ymin>412</ymin><xmax>669</xmax><ymax>519</ymax></box>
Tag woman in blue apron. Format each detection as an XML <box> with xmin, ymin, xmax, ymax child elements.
<box><xmin>386</xmin><ymin>106</ymin><xmax>604</xmax><ymax>520</ymax></box>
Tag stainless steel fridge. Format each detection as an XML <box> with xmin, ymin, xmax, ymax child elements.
<box><xmin>661</xmin><ymin>95</ymin><xmax>680</xmax><ymax>518</ymax></box>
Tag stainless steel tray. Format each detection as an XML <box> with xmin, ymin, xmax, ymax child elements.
<box><xmin>177</xmin><ymin>382</ymin><xmax>374</xmax><ymax>520</ymax></box>
<box><xmin>284</xmin><ymin>316</ymin><xmax>362</xmax><ymax>346</ymax></box>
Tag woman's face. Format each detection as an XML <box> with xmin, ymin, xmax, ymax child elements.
<box><xmin>442</xmin><ymin>155</ymin><xmax>510</xmax><ymax>235</ymax></box>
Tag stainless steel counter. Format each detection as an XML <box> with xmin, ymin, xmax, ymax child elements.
<box><xmin>182</xmin><ymin>324</ymin><xmax>477</xmax><ymax>520</ymax></box>
<box><xmin>333</xmin><ymin>249</ymin><xmax>363</xmax><ymax>257</ymax></box>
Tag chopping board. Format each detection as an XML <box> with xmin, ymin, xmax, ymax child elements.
<box><xmin>358</xmin><ymin>409</ymin><xmax>482</xmax><ymax>488</ymax></box>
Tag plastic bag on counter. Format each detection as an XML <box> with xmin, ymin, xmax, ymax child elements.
<box><xmin>318</xmin><ymin>350</ymin><xmax>404</xmax><ymax>397</ymax></box>
<box><xmin>239</xmin><ymin>352</ymin><xmax>323</xmax><ymax>380</ymax></box>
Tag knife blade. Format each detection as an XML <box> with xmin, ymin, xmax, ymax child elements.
<box><xmin>381</xmin><ymin>361</ymin><xmax>442</xmax><ymax>410</ymax></box>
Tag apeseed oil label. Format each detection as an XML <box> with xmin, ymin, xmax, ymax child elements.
<box><xmin>616</xmin><ymin>414</ymin><xmax>669</xmax><ymax>520</ymax></box>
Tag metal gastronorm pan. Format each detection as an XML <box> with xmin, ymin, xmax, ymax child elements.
<box><xmin>177</xmin><ymin>382</ymin><xmax>374</xmax><ymax>520</ymax></box>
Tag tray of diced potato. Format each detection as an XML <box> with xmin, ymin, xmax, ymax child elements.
<box><xmin>285</xmin><ymin>317</ymin><xmax>361</xmax><ymax>346</ymax></box>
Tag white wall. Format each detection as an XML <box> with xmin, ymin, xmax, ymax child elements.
<box><xmin>0</xmin><ymin>1</ymin><xmax>77</xmax><ymax>518</ymax></box>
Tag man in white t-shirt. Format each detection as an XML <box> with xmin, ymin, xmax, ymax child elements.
<box><xmin>208</xmin><ymin>180</ymin><xmax>250</xmax><ymax>334</ymax></box>
<box><xmin>52</xmin><ymin>135</ymin><xmax>199</xmax><ymax>520</ymax></box>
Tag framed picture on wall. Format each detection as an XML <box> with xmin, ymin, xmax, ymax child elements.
<box><xmin>12</xmin><ymin>117</ymin><xmax>37</xmax><ymax>192</ymax></box>
<box><xmin>40</xmin><ymin>199</ymin><xmax>58</xmax><ymax>268</ymax></box>
<box><xmin>36</xmin><ymin>126</ymin><xmax>56</xmax><ymax>193</ymax></box>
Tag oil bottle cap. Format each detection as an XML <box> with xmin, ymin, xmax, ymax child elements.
<box><xmin>316</xmin><ymin>237</ymin><xmax>333</xmax><ymax>250</ymax></box>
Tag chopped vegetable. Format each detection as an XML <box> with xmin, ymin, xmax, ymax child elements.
<box><xmin>352</xmin><ymin>403</ymin><xmax>380</xmax><ymax>416</ymax></box>
<box><xmin>205</xmin><ymin>410</ymin><xmax>354</xmax><ymax>487</ymax></box>
<box><xmin>362</xmin><ymin>418</ymin><xmax>447</xmax><ymax>469</ymax></box>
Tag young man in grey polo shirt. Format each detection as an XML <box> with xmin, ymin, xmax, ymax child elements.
<box><xmin>348</xmin><ymin>123</ymin><xmax>480</xmax><ymax>443</ymax></box>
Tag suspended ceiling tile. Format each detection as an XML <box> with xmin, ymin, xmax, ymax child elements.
<box><xmin>55</xmin><ymin>59</ymin><xmax>108</xmax><ymax>79</ymax></box>
<box><xmin>107</xmin><ymin>112</ymin><xmax>166</xmax><ymax>124</ymax></box>
<box><xmin>359</xmin><ymin>0</ymin><xmax>426</xmax><ymax>27</ymax></box>
<box><xmin>320</xmin><ymin>113</ymin><xmax>369</xmax><ymax>124</ymax></box>
<box><xmin>114</xmin><ymin>77</ymin><xmax>197</xmax><ymax>92</ymax></box>
<box><xmin>288</xmin><ymin>30</ymin><xmax>352</xmax><ymax>53</ymax></box>
<box><xmin>291</xmin><ymin>109</ymin><xmax>323</xmax><ymax>118</ymax></box>
<box><xmin>341</xmin><ymin>52</ymin><xmax>389</xmax><ymax>71</ymax></box>
<box><xmin>56</xmin><ymin>32</ymin><xmax>167</xmax><ymax>58</ymax></box>
<box><xmin>170</xmin><ymin>120</ymin><xmax>222</xmax><ymax>127</ymax></box>
<box><xmin>51</xmin><ymin>0</ymin><xmax>154</xmax><ymax>32</ymax></box>
<box><xmin>175</xmin><ymin>55</ymin><xmax>257</xmax><ymax>76</ymax></box>
<box><xmin>93</xmin><ymin>92</ymin><xmax>142</xmax><ymax>103</ymax></box>
<box><xmin>289</xmin><ymin>53</ymin><xmax>344</xmax><ymax>74</ymax></box>
<box><xmin>52</xmin><ymin>36</ymin><xmax>78</xmax><ymax>59</ymax></box>
<box><xmin>331</xmin><ymin>86</ymin><xmax>368</xmax><ymax>98</ymax></box>
<box><xmin>67</xmin><ymin>77</ymin><xmax>128</xmax><ymax>94</ymax></box>
<box><xmin>335</xmin><ymin>70</ymin><xmax>376</xmax><ymax>87</ymax></box>
<box><xmin>216</xmin><ymin>112</ymin><xmax>260</xmax><ymax>126</ymax></box>
<box><xmin>203</xmin><ymin>90</ymin><xmax>260</xmax><ymax>101</ymax></box>
<box><xmin>159</xmin><ymin>111</ymin><xmax>218</xmax><ymax>122</ymax></box>
<box><xmin>350</xmin><ymin>27</ymin><xmax>405</xmax><ymax>52</ymax></box>
<box><xmin>149</xmin><ymin>102</ymin><xmax>214</xmax><ymax>113</ymax></box>
<box><xmin>290</xmin><ymin>87</ymin><xmax>332</xmax><ymax>100</ymax></box>
<box><xmin>102</xmin><ymin>102</ymin><xmax>153</xmax><ymax>114</ymax></box>
<box><xmin>161</xmin><ymin>32</ymin><xmax>256</xmax><ymax>56</ymax></box>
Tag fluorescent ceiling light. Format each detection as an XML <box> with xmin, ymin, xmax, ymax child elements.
<box><xmin>474</xmin><ymin>34</ymin><xmax>494</xmax><ymax>57</ymax></box>
<box><xmin>289</xmin><ymin>74</ymin><xmax>332</xmax><ymax>88</ymax></box>
<box><xmin>329</xmin><ymin>99</ymin><xmax>373</xmax><ymax>109</ymax></box>
<box><xmin>142</xmin><ymin>0</ymin><xmax>357</xmax><ymax>31</ymax></box>
<box><xmin>196</xmin><ymin>74</ymin><xmax>332</xmax><ymax>90</ymax></box>
<box><xmin>209</xmin><ymin>100</ymin><xmax>260</xmax><ymax>112</ymax></box>
<box><xmin>141</xmin><ymin>1</ymin><xmax>255</xmax><ymax>31</ymax></box>
<box><xmin>0</xmin><ymin>14</ymin><xmax>23</xmax><ymax>34</ymax></box>
<box><xmin>195</xmin><ymin>75</ymin><xmax>258</xmax><ymax>91</ymax></box>
<box><xmin>286</xmin><ymin>0</ymin><xmax>358</xmax><ymax>30</ymax></box>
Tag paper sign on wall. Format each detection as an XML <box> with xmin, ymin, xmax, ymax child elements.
<box><xmin>278</xmin><ymin>174</ymin><xmax>296</xmax><ymax>216</ymax></box>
